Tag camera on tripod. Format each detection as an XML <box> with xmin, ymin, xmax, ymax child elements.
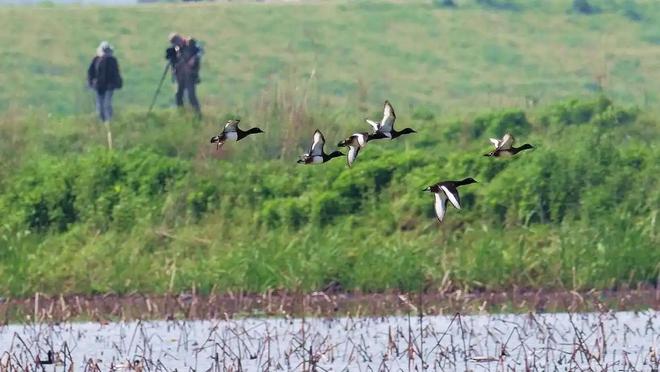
<box><xmin>165</xmin><ymin>47</ymin><xmax>178</xmax><ymax>64</ymax></box>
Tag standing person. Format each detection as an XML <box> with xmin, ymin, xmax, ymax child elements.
<box><xmin>87</xmin><ymin>41</ymin><xmax>123</xmax><ymax>123</ymax></box>
<box><xmin>166</xmin><ymin>33</ymin><xmax>203</xmax><ymax>117</ymax></box>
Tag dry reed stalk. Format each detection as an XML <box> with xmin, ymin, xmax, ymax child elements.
<box><xmin>104</xmin><ymin>122</ymin><xmax>113</xmax><ymax>150</ymax></box>
<box><xmin>33</xmin><ymin>293</ymin><xmax>38</xmax><ymax>323</ymax></box>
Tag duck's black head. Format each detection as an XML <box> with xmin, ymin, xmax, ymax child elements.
<box><xmin>328</xmin><ymin>150</ymin><xmax>344</xmax><ymax>158</ymax></box>
<box><xmin>248</xmin><ymin>127</ymin><xmax>264</xmax><ymax>134</ymax></box>
<box><xmin>459</xmin><ymin>177</ymin><xmax>478</xmax><ymax>185</ymax></box>
<box><xmin>519</xmin><ymin>143</ymin><xmax>534</xmax><ymax>150</ymax></box>
<box><xmin>399</xmin><ymin>128</ymin><xmax>416</xmax><ymax>135</ymax></box>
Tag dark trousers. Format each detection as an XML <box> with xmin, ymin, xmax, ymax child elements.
<box><xmin>175</xmin><ymin>77</ymin><xmax>201</xmax><ymax>114</ymax></box>
<box><xmin>95</xmin><ymin>89</ymin><xmax>113</xmax><ymax>122</ymax></box>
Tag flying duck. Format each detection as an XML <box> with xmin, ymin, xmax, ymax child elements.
<box><xmin>297</xmin><ymin>129</ymin><xmax>343</xmax><ymax>164</ymax></box>
<box><xmin>337</xmin><ymin>132</ymin><xmax>372</xmax><ymax>167</ymax></box>
<box><xmin>484</xmin><ymin>133</ymin><xmax>533</xmax><ymax>157</ymax></box>
<box><xmin>423</xmin><ymin>178</ymin><xmax>477</xmax><ymax>222</ymax></box>
<box><xmin>210</xmin><ymin>119</ymin><xmax>264</xmax><ymax>150</ymax></box>
<box><xmin>365</xmin><ymin>100</ymin><xmax>416</xmax><ymax>140</ymax></box>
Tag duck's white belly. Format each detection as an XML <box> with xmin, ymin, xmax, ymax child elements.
<box><xmin>353</xmin><ymin>133</ymin><xmax>367</xmax><ymax>147</ymax></box>
<box><xmin>311</xmin><ymin>156</ymin><xmax>324</xmax><ymax>164</ymax></box>
<box><xmin>225</xmin><ymin>131</ymin><xmax>238</xmax><ymax>141</ymax></box>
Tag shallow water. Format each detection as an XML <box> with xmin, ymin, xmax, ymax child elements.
<box><xmin>0</xmin><ymin>311</ymin><xmax>658</xmax><ymax>370</ymax></box>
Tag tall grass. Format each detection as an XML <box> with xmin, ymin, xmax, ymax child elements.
<box><xmin>0</xmin><ymin>96</ymin><xmax>657</xmax><ymax>296</ymax></box>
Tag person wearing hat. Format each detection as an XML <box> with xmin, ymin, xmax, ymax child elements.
<box><xmin>87</xmin><ymin>41</ymin><xmax>123</xmax><ymax>123</ymax></box>
<box><xmin>166</xmin><ymin>32</ymin><xmax>203</xmax><ymax>116</ymax></box>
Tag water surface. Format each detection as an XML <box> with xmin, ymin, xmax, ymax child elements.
<box><xmin>1</xmin><ymin>311</ymin><xmax>657</xmax><ymax>370</ymax></box>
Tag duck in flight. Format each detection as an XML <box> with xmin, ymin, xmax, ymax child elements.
<box><xmin>210</xmin><ymin>119</ymin><xmax>264</xmax><ymax>150</ymax></box>
<box><xmin>297</xmin><ymin>129</ymin><xmax>343</xmax><ymax>165</ymax></box>
<box><xmin>365</xmin><ymin>100</ymin><xmax>416</xmax><ymax>140</ymax></box>
<box><xmin>423</xmin><ymin>178</ymin><xmax>477</xmax><ymax>222</ymax></box>
<box><xmin>337</xmin><ymin>132</ymin><xmax>373</xmax><ymax>167</ymax></box>
<box><xmin>484</xmin><ymin>133</ymin><xmax>533</xmax><ymax>157</ymax></box>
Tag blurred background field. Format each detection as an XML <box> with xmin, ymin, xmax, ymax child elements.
<box><xmin>0</xmin><ymin>0</ymin><xmax>659</xmax><ymax>116</ymax></box>
<box><xmin>0</xmin><ymin>0</ymin><xmax>658</xmax><ymax>298</ymax></box>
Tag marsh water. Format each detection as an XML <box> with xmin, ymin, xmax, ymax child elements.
<box><xmin>0</xmin><ymin>311</ymin><xmax>658</xmax><ymax>370</ymax></box>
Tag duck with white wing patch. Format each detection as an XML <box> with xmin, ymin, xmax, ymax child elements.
<box><xmin>484</xmin><ymin>133</ymin><xmax>533</xmax><ymax>157</ymax></box>
<box><xmin>423</xmin><ymin>178</ymin><xmax>477</xmax><ymax>222</ymax></box>
<box><xmin>365</xmin><ymin>100</ymin><xmax>416</xmax><ymax>140</ymax></box>
<box><xmin>297</xmin><ymin>129</ymin><xmax>344</xmax><ymax>165</ymax></box>
<box><xmin>337</xmin><ymin>132</ymin><xmax>374</xmax><ymax>168</ymax></box>
<box><xmin>210</xmin><ymin>119</ymin><xmax>264</xmax><ymax>150</ymax></box>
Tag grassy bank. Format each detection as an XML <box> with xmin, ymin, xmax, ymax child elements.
<box><xmin>0</xmin><ymin>1</ymin><xmax>659</xmax><ymax>116</ymax></box>
<box><xmin>0</xmin><ymin>97</ymin><xmax>658</xmax><ymax>296</ymax></box>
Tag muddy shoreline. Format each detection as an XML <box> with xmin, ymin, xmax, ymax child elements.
<box><xmin>1</xmin><ymin>288</ymin><xmax>658</xmax><ymax>323</ymax></box>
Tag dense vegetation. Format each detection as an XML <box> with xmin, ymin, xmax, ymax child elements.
<box><xmin>0</xmin><ymin>97</ymin><xmax>657</xmax><ymax>296</ymax></box>
<box><xmin>0</xmin><ymin>1</ymin><xmax>658</xmax><ymax>116</ymax></box>
<box><xmin>0</xmin><ymin>1</ymin><xmax>658</xmax><ymax>297</ymax></box>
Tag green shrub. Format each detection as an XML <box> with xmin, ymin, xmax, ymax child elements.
<box><xmin>187</xmin><ymin>181</ymin><xmax>219</xmax><ymax>220</ymax></box>
<box><xmin>5</xmin><ymin>160</ymin><xmax>78</xmax><ymax>231</ymax></box>
<box><xmin>443</xmin><ymin>109</ymin><xmax>531</xmax><ymax>142</ymax></box>
<box><xmin>541</xmin><ymin>97</ymin><xmax>639</xmax><ymax>130</ymax></box>
<box><xmin>0</xmin><ymin>98</ymin><xmax>658</xmax><ymax>296</ymax></box>
<box><xmin>261</xmin><ymin>197</ymin><xmax>310</xmax><ymax>229</ymax></box>
<box><xmin>311</xmin><ymin>191</ymin><xmax>352</xmax><ymax>226</ymax></box>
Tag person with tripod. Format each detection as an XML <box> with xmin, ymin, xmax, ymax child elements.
<box><xmin>87</xmin><ymin>41</ymin><xmax>122</xmax><ymax>123</ymax></box>
<box><xmin>166</xmin><ymin>33</ymin><xmax>203</xmax><ymax>117</ymax></box>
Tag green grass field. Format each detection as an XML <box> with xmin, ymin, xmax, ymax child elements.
<box><xmin>0</xmin><ymin>0</ymin><xmax>659</xmax><ymax>116</ymax></box>
<box><xmin>0</xmin><ymin>1</ymin><xmax>658</xmax><ymax>297</ymax></box>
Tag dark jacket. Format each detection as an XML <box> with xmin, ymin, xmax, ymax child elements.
<box><xmin>166</xmin><ymin>39</ymin><xmax>202</xmax><ymax>84</ymax></box>
<box><xmin>88</xmin><ymin>55</ymin><xmax>123</xmax><ymax>93</ymax></box>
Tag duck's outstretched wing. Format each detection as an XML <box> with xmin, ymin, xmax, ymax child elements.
<box><xmin>309</xmin><ymin>129</ymin><xmax>325</xmax><ymax>156</ymax></box>
<box><xmin>224</xmin><ymin>119</ymin><xmax>239</xmax><ymax>133</ymax></box>
<box><xmin>498</xmin><ymin>133</ymin><xmax>515</xmax><ymax>150</ymax></box>
<box><xmin>440</xmin><ymin>185</ymin><xmax>461</xmax><ymax>209</ymax></box>
<box><xmin>365</xmin><ymin>119</ymin><xmax>380</xmax><ymax>133</ymax></box>
<box><xmin>489</xmin><ymin>138</ymin><xmax>501</xmax><ymax>148</ymax></box>
<box><xmin>379</xmin><ymin>100</ymin><xmax>396</xmax><ymax>133</ymax></box>
<box><xmin>433</xmin><ymin>192</ymin><xmax>448</xmax><ymax>222</ymax></box>
<box><xmin>338</xmin><ymin>133</ymin><xmax>368</xmax><ymax>167</ymax></box>
<box><xmin>346</xmin><ymin>145</ymin><xmax>360</xmax><ymax>168</ymax></box>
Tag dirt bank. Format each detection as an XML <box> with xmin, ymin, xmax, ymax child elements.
<box><xmin>1</xmin><ymin>288</ymin><xmax>658</xmax><ymax>323</ymax></box>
